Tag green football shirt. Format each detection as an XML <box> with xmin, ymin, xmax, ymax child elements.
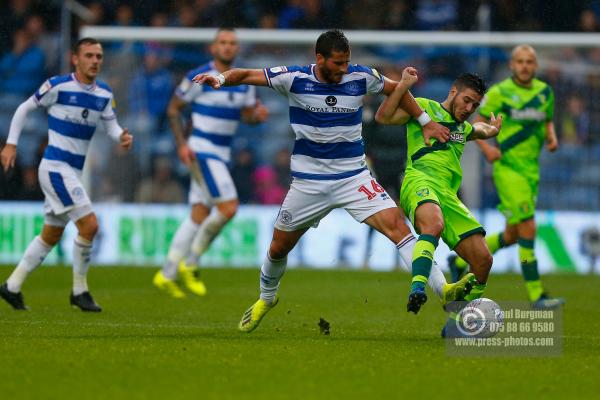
<box><xmin>479</xmin><ymin>77</ymin><xmax>554</xmax><ymax>179</ymax></box>
<box><xmin>405</xmin><ymin>98</ymin><xmax>474</xmax><ymax>193</ymax></box>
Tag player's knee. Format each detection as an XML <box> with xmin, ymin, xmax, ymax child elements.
<box><xmin>503</xmin><ymin>230</ymin><xmax>518</xmax><ymax>245</ymax></box>
<box><xmin>421</xmin><ymin>220</ymin><xmax>444</xmax><ymax>237</ymax></box>
<box><xmin>220</xmin><ymin>204</ymin><xmax>237</xmax><ymax>220</ymax></box>
<box><xmin>41</xmin><ymin>229</ymin><xmax>63</xmax><ymax>246</ymax></box>
<box><xmin>79</xmin><ymin>219</ymin><xmax>99</xmax><ymax>240</ymax></box>
<box><xmin>269</xmin><ymin>241</ymin><xmax>291</xmax><ymax>260</ymax></box>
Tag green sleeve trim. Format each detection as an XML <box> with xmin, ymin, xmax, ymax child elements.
<box><xmin>416</xmin><ymin>199</ymin><xmax>441</xmax><ymax>208</ymax></box>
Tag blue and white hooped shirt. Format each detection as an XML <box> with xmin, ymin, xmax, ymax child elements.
<box><xmin>176</xmin><ymin>62</ymin><xmax>256</xmax><ymax>164</ymax></box>
<box><xmin>264</xmin><ymin>64</ymin><xmax>384</xmax><ymax>180</ymax></box>
<box><xmin>34</xmin><ymin>73</ymin><xmax>116</xmax><ymax>174</ymax></box>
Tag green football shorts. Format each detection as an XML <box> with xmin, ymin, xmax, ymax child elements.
<box><xmin>493</xmin><ymin>162</ymin><xmax>538</xmax><ymax>225</ymax></box>
<box><xmin>401</xmin><ymin>170</ymin><xmax>485</xmax><ymax>249</ymax></box>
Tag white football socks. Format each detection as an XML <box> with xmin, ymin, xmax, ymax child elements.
<box><xmin>186</xmin><ymin>210</ymin><xmax>228</xmax><ymax>266</ymax></box>
<box><xmin>162</xmin><ymin>217</ymin><xmax>200</xmax><ymax>279</ymax></box>
<box><xmin>396</xmin><ymin>234</ymin><xmax>446</xmax><ymax>298</ymax></box>
<box><xmin>72</xmin><ymin>235</ymin><xmax>93</xmax><ymax>295</ymax></box>
<box><xmin>6</xmin><ymin>236</ymin><xmax>52</xmax><ymax>293</ymax></box>
<box><xmin>259</xmin><ymin>254</ymin><xmax>287</xmax><ymax>304</ymax></box>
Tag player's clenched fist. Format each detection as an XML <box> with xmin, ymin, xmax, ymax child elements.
<box><xmin>401</xmin><ymin>67</ymin><xmax>418</xmax><ymax>87</ymax></box>
<box><xmin>119</xmin><ymin>129</ymin><xmax>133</xmax><ymax>150</ymax></box>
<box><xmin>177</xmin><ymin>144</ymin><xmax>196</xmax><ymax>166</ymax></box>
<box><xmin>0</xmin><ymin>144</ymin><xmax>17</xmax><ymax>173</ymax></box>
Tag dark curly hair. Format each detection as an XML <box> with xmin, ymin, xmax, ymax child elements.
<box><xmin>315</xmin><ymin>29</ymin><xmax>350</xmax><ymax>58</ymax></box>
<box><xmin>453</xmin><ymin>73</ymin><xmax>487</xmax><ymax>96</ymax></box>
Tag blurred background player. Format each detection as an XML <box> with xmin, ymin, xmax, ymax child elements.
<box><xmin>153</xmin><ymin>28</ymin><xmax>268</xmax><ymax>298</ymax></box>
<box><xmin>376</xmin><ymin>73</ymin><xmax>502</xmax><ymax>326</ymax></box>
<box><xmin>0</xmin><ymin>37</ymin><xmax>132</xmax><ymax>312</ymax></box>
<box><xmin>448</xmin><ymin>45</ymin><xmax>565</xmax><ymax>309</ymax></box>
<box><xmin>194</xmin><ymin>29</ymin><xmax>474</xmax><ymax>333</ymax></box>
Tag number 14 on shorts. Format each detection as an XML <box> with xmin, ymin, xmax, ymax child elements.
<box><xmin>358</xmin><ymin>179</ymin><xmax>385</xmax><ymax>200</ymax></box>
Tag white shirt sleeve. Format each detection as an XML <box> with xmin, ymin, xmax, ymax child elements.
<box><xmin>6</xmin><ymin>96</ymin><xmax>40</xmax><ymax>145</ymax></box>
<box><xmin>33</xmin><ymin>79</ymin><xmax>59</xmax><ymax>108</ymax></box>
<box><xmin>101</xmin><ymin>93</ymin><xmax>117</xmax><ymax>120</ymax></box>
<box><xmin>103</xmin><ymin>116</ymin><xmax>124</xmax><ymax>141</ymax></box>
<box><xmin>263</xmin><ymin>66</ymin><xmax>295</xmax><ymax>97</ymax></box>
<box><xmin>363</xmin><ymin>66</ymin><xmax>385</xmax><ymax>95</ymax></box>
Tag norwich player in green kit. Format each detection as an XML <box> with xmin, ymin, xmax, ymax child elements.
<box><xmin>376</xmin><ymin>72</ymin><xmax>502</xmax><ymax>318</ymax></box>
<box><xmin>448</xmin><ymin>45</ymin><xmax>565</xmax><ymax>310</ymax></box>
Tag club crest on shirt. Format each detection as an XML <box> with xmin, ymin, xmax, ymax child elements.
<box><xmin>72</xmin><ymin>187</ymin><xmax>84</xmax><ymax>199</ymax></box>
<box><xmin>279</xmin><ymin>210</ymin><xmax>293</xmax><ymax>225</ymax></box>
<box><xmin>416</xmin><ymin>188</ymin><xmax>429</xmax><ymax>198</ymax></box>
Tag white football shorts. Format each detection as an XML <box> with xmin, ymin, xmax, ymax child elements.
<box><xmin>274</xmin><ymin>169</ymin><xmax>397</xmax><ymax>231</ymax></box>
<box><xmin>38</xmin><ymin>160</ymin><xmax>93</xmax><ymax>227</ymax></box>
<box><xmin>188</xmin><ymin>157</ymin><xmax>238</xmax><ymax>206</ymax></box>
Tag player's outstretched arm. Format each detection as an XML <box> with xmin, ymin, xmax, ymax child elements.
<box><xmin>192</xmin><ymin>68</ymin><xmax>268</xmax><ymax>89</ymax></box>
<box><xmin>1</xmin><ymin>96</ymin><xmax>38</xmax><ymax>172</ymax></box>
<box><xmin>375</xmin><ymin>68</ymin><xmax>418</xmax><ymax>125</ymax></box>
<box><xmin>471</xmin><ymin>112</ymin><xmax>502</xmax><ymax>141</ymax></box>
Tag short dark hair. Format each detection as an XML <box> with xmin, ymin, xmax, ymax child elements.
<box><xmin>73</xmin><ymin>37</ymin><xmax>101</xmax><ymax>54</ymax></box>
<box><xmin>315</xmin><ymin>29</ymin><xmax>350</xmax><ymax>58</ymax></box>
<box><xmin>453</xmin><ymin>73</ymin><xmax>487</xmax><ymax>96</ymax></box>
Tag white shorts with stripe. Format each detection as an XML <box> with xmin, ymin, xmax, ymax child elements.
<box><xmin>38</xmin><ymin>160</ymin><xmax>93</xmax><ymax>227</ymax></box>
<box><xmin>274</xmin><ymin>169</ymin><xmax>397</xmax><ymax>231</ymax></box>
<box><xmin>188</xmin><ymin>156</ymin><xmax>238</xmax><ymax>206</ymax></box>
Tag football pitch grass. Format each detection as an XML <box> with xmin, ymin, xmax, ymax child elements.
<box><xmin>1</xmin><ymin>266</ymin><xmax>599</xmax><ymax>400</ymax></box>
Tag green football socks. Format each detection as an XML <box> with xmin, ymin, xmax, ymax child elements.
<box><xmin>411</xmin><ymin>235</ymin><xmax>438</xmax><ymax>291</ymax></box>
<box><xmin>518</xmin><ymin>238</ymin><xmax>543</xmax><ymax>302</ymax></box>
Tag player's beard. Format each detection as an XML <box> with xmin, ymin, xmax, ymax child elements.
<box><xmin>320</xmin><ymin>67</ymin><xmax>341</xmax><ymax>84</ymax></box>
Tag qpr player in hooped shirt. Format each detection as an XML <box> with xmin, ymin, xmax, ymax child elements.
<box><xmin>0</xmin><ymin>37</ymin><xmax>132</xmax><ymax>312</ymax></box>
<box><xmin>193</xmin><ymin>29</ymin><xmax>469</xmax><ymax>334</ymax></box>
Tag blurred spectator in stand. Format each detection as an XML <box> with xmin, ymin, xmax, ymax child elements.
<box><xmin>135</xmin><ymin>156</ymin><xmax>184</xmax><ymax>203</ymax></box>
<box><xmin>231</xmin><ymin>148</ymin><xmax>256</xmax><ymax>204</ymax></box>
<box><xmin>273</xmin><ymin>148</ymin><xmax>291</xmax><ymax>189</ymax></box>
<box><xmin>383</xmin><ymin>0</ymin><xmax>413</xmax><ymax>30</ymax></box>
<box><xmin>415</xmin><ymin>0</ymin><xmax>458</xmax><ymax>30</ymax></box>
<box><xmin>560</xmin><ymin>95</ymin><xmax>590</xmax><ymax>145</ymax></box>
<box><xmin>128</xmin><ymin>48</ymin><xmax>175</xmax><ymax>170</ymax></box>
<box><xmin>0</xmin><ymin>27</ymin><xmax>45</xmax><ymax>98</ymax></box>
<box><xmin>0</xmin><ymin>27</ymin><xmax>46</xmax><ymax>167</ymax></box>
<box><xmin>0</xmin><ymin>0</ymin><xmax>32</xmax><ymax>57</ymax></box>
<box><xmin>170</xmin><ymin>4</ymin><xmax>207</xmax><ymax>74</ymax></box>
<box><xmin>25</xmin><ymin>14</ymin><xmax>60</xmax><ymax>76</ymax></box>
<box><xmin>252</xmin><ymin>166</ymin><xmax>286</xmax><ymax>205</ymax></box>
<box><xmin>579</xmin><ymin>9</ymin><xmax>600</xmax><ymax>32</ymax></box>
<box><xmin>96</xmin><ymin>143</ymin><xmax>141</xmax><ymax>203</ymax></box>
